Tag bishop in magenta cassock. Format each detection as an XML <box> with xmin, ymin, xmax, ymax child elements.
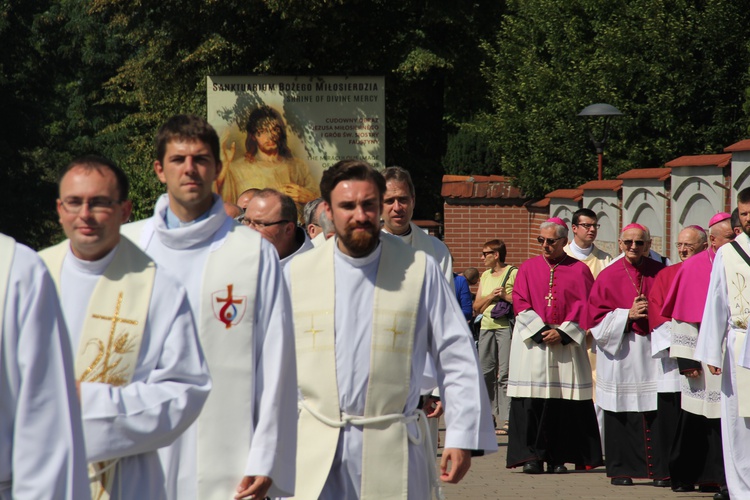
<box><xmin>647</xmin><ymin>255</ymin><xmax>682</xmax><ymax>491</ymax></box>
<box><xmin>661</xmin><ymin>215</ymin><xmax>731</xmax><ymax>496</ymax></box>
<box><xmin>506</xmin><ymin>218</ymin><xmax>602</xmax><ymax>474</ymax></box>
<box><xmin>588</xmin><ymin>223</ymin><xmax>666</xmax><ymax>487</ymax></box>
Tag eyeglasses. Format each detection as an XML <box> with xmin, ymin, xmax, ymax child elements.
<box><xmin>621</xmin><ymin>239</ymin><xmax>646</xmax><ymax>247</ymax></box>
<box><xmin>60</xmin><ymin>197</ymin><xmax>121</xmax><ymax>214</ymax></box>
<box><xmin>675</xmin><ymin>242</ymin><xmax>695</xmax><ymax>250</ymax></box>
<box><xmin>575</xmin><ymin>223</ymin><xmax>600</xmax><ymax>230</ymax></box>
<box><xmin>481</xmin><ymin>251</ymin><xmax>497</xmax><ymax>257</ymax></box>
<box><xmin>245</xmin><ymin>219</ymin><xmax>291</xmax><ymax>228</ymax></box>
<box><xmin>537</xmin><ymin>236</ymin><xmax>564</xmax><ymax>246</ymax></box>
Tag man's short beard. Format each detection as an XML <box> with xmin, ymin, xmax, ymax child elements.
<box><xmin>338</xmin><ymin>223</ymin><xmax>380</xmax><ymax>257</ymax></box>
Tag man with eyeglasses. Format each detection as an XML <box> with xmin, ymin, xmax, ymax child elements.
<box><xmin>647</xmin><ymin>225</ymin><xmax>707</xmax><ymax>493</ymax></box>
<box><xmin>661</xmin><ymin>216</ymin><xmax>730</xmax><ymax>498</ymax></box>
<box><xmin>505</xmin><ymin>218</ymin><xmax>602</xmax><ymax>475</ymax></box>
<box><xmin>588</xmin><ymin>223</ymin><xmax>667</xmax><ymax>487</ymax></box>
<box><xmin>564</xmin><ymin>208</ymin><xmax>612</xmax><ymax>278</ymax></box>
<box><xmin>563</xmin><ymin>208</ymin><xmax>613</xmax><ymax>449</ymax></box>
<box><xmin>40</xmin><ymin>155</ymin><xmax>211</xmax><ymax>499</ymax></box>
<box><xmin>245</xmin><ymin>188</ymin><xmax>313</xmax><ymax>267</ymax></box>
<box><xmin>121</xmin><ymin>115</ymin><xmax>297</xmax><ymax>500</ymax></box>
<box><xmin>696</xmin><ymin>188</ymin><xmax>750</xmax><ymax>499</ymax></box>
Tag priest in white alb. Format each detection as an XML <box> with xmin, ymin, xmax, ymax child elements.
<box><xmin>381</xmin><ymin>166</ymin><xmax>455</xmax><ymax>447</ymax></box>
<box><xmin>695</xmin><ymin>189</ymin><xmax>750</xmax><ymax>498</ymax></box>
<box><xmin>588</xmin><ymin>223</ymin><xmax>667</xmax><ymax>487</ymax></box>
<box><xmin>0</xmin><ymin>233</ymin><xmax>89</xmax><ymax>500</ymax></box>
<box><xmin>506</xmin><ymin>217</ymin><xmax>601</xmax><ymax>474</ymax></box>
<box><xmin>121</xmin><ymin>115</ymin><xmax>298</xmax><ymax>500</ymax></box>
<box><xmin>286</xmin><ymin>160</ymin><xmax>497</xmax><ymax>500</ymax></box>
<box><xmin>40</xmin><ymin>156</ymin><xmax>211</xmax><ymax>499</ymax></box>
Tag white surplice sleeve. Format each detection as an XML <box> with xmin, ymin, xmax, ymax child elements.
<box><xmin>79</xmin><ymin>274</ymin><xmax>211</xmax><ymax>462</ymax></box>
<box><xmin>695</xmin><ymin>249</ymin><xmax>730</xmax><ymax>368</ymax></box>
<box><xmin>245</xmin><ymin>240</ymin><xmax>298</xmax><ymax>498</ymax></box>
<box><xmin>652</xmin><ymin>322</ymin><xmax>671</xmax><ymax>358</ymax></box>
<box><xmin>591</xmin><ymin>309</ymin><xmax>630</xmax><ymax>356</ymax></box>
<box><xmin>424</xmin><ymin>258</ymin><xmax>497</xmax><ymax>453</ymax></box>
<box><xmin>2</xmin><ymin>245</ymin><xmax>89</xmax><ymax>500</ymax></box>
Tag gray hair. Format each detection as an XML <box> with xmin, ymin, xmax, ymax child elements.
<box><xmin>318</xmin><ymin>208</ymin><xmax>334</xmax><ymax>234</ymax></box>
<box><xmin>540</xmin><ymin>221</ymin><xmax>568</xmax><ymax>239</ymax></box>
<box><xmin>304</xmin><ymin>198</ymin><xmax>325</xmax><ymax>227</ymax></box>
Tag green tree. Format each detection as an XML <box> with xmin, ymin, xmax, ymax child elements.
<box><xmin>482</xmin><ymin>0</ymin><xmax>750</xmax><ymax>198</ymax></box>
<box><xmin>30</xmin><ymin>0</ymin><xmax>503</xmax><ymax>229</ymax></box>
<box><xmin>443</xmin><ymin>116</ymin><xmax>502</xmax><ymax>176</ymax></box>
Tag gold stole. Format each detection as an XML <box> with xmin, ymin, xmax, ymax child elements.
<box><xmin>196</xmin><ymin>225</ymin><xmax>260</xmax><ymax>499</ymax></box>
<box><xmin>0</xmin><ymin>234</ymin><xmax>15</xmax><ymax>338</ymax></box>
<box><xmin>722</xmin><ymin>233</ymin><xmax>750</xmax><ymax>417</ymax></box>
<box><xmin>290</xmin><ymin>236</ymin><xmax>425</xmax><ymax>500</ymax></box>
<box><xmin>40</xmin><ymin>237</ymin><xmax>154</xmax><ymax>500</ymax></box>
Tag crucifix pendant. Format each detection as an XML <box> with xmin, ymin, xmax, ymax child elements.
<box><xmin>545</xmin><ymin>292</ymin><xmax>554</xmax><ymax>307</ymax></box>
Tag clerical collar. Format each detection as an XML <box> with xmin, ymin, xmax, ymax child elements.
<box><xmin>569</xmin><ymin>240</ymin><xmax>594</xmax><ymax>259</ymax></box>
<box><xmin>65</xmin><ymin>242</ymin><xmax>118</xmax><ymax>276</ymax></box>
<box><xmin>334</xmin><ymin>237</ymin><xmax>382</xmax><ymax>268</ymax></box>
<box><xmin>153</xmin><ymin>193</ymin><xmax>228</xmax><ymax>250</ymax></box>
<box><xmin>384</xmin><ymin>224</ymin><xmax>412</xmax><ymax>238</ymax></box>
<box><xmin>164</xmin><ymin>203</ymin><xmax>212</xmax><ymax>229</ymax></box>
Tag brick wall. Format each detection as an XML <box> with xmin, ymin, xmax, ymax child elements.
<box><xmin>444</xmin><ymin>201</ymin><xmax>549</xmax><ymax>274</ymax></box>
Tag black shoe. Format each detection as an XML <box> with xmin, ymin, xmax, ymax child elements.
<box><xmin>654</xmin><ymin>479</ymin><xmax>671</xmax><ymax>488</ymax></box>
<box><xmin>714</xmin><ymin>487</ymin><xmax>730</xmax><ymax>500</ymax></box>
<box><xmin>672</xmin><ymin>484</ymin><xmax>695</xmax><ymax>492</ymax></box>
<box><xmin>611</xmin><ymin>477</ymin><xmax>633</xmax><ymax>486</ymax></box>
<box><xmin>700</xmin><ymin>484</ymin><xmax>720</xmax><ymax>493</ymax></box>
<box><xmin>546</xmin><ymin>464</ymin><xmax>567</xmax><ymax>474</ymax></box>
<box><xmin>523</xmin><ymin>461</ymin><xmax>543</xmax><ymax>474</ymax></box>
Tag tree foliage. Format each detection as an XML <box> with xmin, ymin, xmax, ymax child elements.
<box><xmin>0</xmin><ymin>0</ymin><xmax>502</xmax><ymax>247</ymax></box>
<box><xmin>481</xmin><ymin>0</ymin><xmax>750</xmax><ymax>197</ymax></box>
<box><xmin>442</xmin><ymin>116</ymin><xmax>502</xmax><ymax>176</ymax></box>
<box><xmin>3</xmin><ymin>0</ymin><xmax>750</xmax><ymax>246</ymax></box>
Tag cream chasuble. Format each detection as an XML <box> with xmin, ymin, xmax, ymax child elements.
<box><xmin>41</xmin><ymin>237</ymin><xmax>154</xmax><ymax>500</ymax></box>
<box><xmin>290</xmin><ymin>236</ymin><xmax>425</xmax><ymax>500</ymax></box>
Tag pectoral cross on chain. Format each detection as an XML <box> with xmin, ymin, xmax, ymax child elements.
<box><xmin>386</xmin><ymin>316</ymin><xmax>406</xmax><ymax>349</ymax></box>
<box><xmin>545</xmin><ymin>292</ymin><xmax>554</xmax><ymax>307</ymax></box>
<box><xmin>305</xmin><ymin>316</ymin><xmax>323</xmax><ymax>348</ymax></box>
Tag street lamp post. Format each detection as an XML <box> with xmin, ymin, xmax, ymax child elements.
<box><xmin>578</xmin><ymin>103</ymin><xmax>623</xmax><ymax>181</ymax></box>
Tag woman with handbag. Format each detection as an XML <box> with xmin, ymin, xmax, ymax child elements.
<box><xmin>473</xmin><ymin>239</ymin><xmax>517</xmax><ymax>436</ymax></box>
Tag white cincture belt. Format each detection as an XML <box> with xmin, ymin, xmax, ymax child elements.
<box><xmin>298</xmin><ymin>399</ymin><xmax>427</xmax><ymax>445</ymax></box>
<box><xmin>298</xmin><ymin>400</ymin><xmax>445</xmax><ymax>500</ymax></box>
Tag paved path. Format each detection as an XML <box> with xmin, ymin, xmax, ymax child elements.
<box><xmin>438</xmin><ymin>432</ymin><xmax>717</xmax><ymax>500</ymax></box>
